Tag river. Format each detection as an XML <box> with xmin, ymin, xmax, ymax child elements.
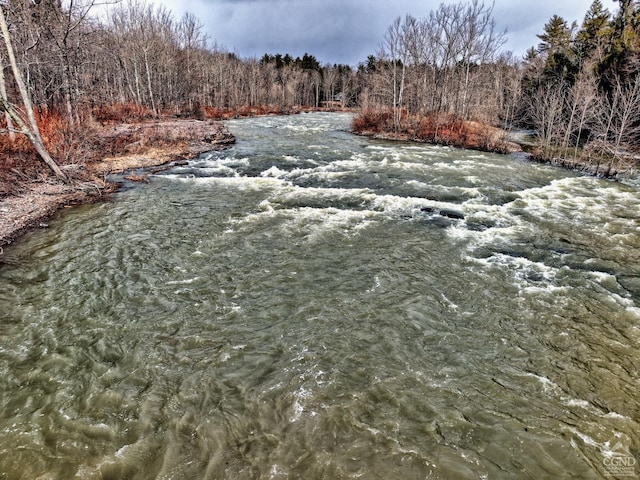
<box><xmin>0</xmin><ymin>112</ymin><xmax>638</xmax><ymax>479</ymax></box>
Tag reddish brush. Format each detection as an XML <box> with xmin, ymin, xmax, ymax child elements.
<box><xmin>0</xmin><ymin>108</ymin><xmax>74</xmax><ymax>158</ymax></box>
<box><xmin>202</xmin><ymin>106</ymin><xmax>225</xmax><ymax>119</ymax></box>
<box><xmin>352</xmin><ymin>109</ymin><xmax>393</xmax><ymax>133</ymax></box>
<box><xmin>0</xmin><ymin>106</ymin><xmax>97</xmax><ymax>188</ymax></box>
<box><xmin>408</xmin><ymin>112</ymin><xmax>469</xmax><ymax>146</ymax></box>
<box><xmin>93</xmin><ymin>103</ymin><xmax>155</xmax><ymax>124</ymax></box>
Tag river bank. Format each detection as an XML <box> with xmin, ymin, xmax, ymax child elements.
<box><xmin>351</xmin><ymin>110</ymin><xmax>523</xmax><ymax>155</ymax></box>
<box><xmin>0</xmin><ymin>119</ymin><xmax>235</xmax><ymax>249</ymax></box>
<box><xmin>353</xmin><ymin>115</ymin><xmax>639</xmax><ymax>183</ymax></box>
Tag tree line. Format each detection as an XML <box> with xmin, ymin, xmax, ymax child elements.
<box><xmin>0</xmin><ymin>0</ymin><xmax>639</xmax><ymax>179</ymax></box>
<box><xmin>356</xmin><ymin>0</ymin><xmax>640</xmax><ymax>171</ymax></box>
<box><xmin>353</xmin><ymin>0</ymin><xmax>515</xmax><ymax>150</ymax></box>
<box><xmin>1</xmin><ymin>0</ymin><xmax>359</xmax><ymax>118</ymax></box>
<box><xmin>519</xmin><ymin>0</ymin><xmax>640</xmax><ymax>171</ymax></box>
<box><xmin>0</xmin><ymin>0</ymin><xmax>361</xmax><ymax>179</ymax></box>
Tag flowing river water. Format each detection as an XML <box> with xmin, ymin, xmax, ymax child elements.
<box><xmin>0</xmin><ymin>112</ymin><xmax>639</xmax><ymax>479</ymax></box>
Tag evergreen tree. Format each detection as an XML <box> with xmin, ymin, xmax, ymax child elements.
<box><xmin>600</xmin><ymin>0</ymin><xmax>640</xmax><ymax>86</ymax></box>
<box><xmin>537</xmin><ymin>15</ymin><xmax>579</xmax><ymax>83</ymax></box>
<box><xmin>611</xmin><ymin>0</ymin><xmax>639</xmax><ymax>49</ymax></box>
<box><xmin>574</xmin><ymin>0</ymin><xmax>611</xmax><ymax>62</ymax></box>
<box><xmin>537</xmin><ymin>15</ymin><xmax>575</xmax><ymax>54</ymax></box>
<box><xmin>301</xmin><ymin>53</ymin><xmax>320</xmax><ymax>71</ymax></box>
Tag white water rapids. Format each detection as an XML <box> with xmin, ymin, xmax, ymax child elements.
<box><xmin>0</xmin><ymin>112</ymin><xmax>638</xmax><ymax>479</ymax></box>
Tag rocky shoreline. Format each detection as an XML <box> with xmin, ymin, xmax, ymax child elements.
<box><xmin>0</xmin><ymin>120</ymin><xmax>235</xmax><ymax>249</ymax></box>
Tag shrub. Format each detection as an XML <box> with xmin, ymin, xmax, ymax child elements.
<box><xmin>93</xmin><ymin>103</ymin><xmax>155</xmax><ymax>124</ymax></box>
<box><xmin>352</xmin><ymin>109</ymin><xmax>393</xmax><ymax>133</ymax></box>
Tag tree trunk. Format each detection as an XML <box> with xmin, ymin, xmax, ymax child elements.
<box><xmin>0</xmin><ymin>8</ymin><xmax>68</xmax><ymax>182</ymax></box>
<box><xmin>0</xmin><ymin>61</ymin><xmax>15</xmax><ymax>142</ymax></box>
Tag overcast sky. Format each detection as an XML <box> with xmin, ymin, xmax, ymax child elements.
<box><xmin>142</xmin><ymin>0</ymin><xmax>619</xmax><ymax>66</ymax></box>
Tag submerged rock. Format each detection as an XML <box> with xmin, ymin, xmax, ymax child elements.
<box><xmin>439</xmin><ymin>209</ymin><xmax>465</xmax><ymax>220</ymax></box>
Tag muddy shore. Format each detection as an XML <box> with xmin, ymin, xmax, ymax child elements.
<box><xmin>0</xmin><ymin>119</ymin><xmax>235</xmax><ymax>249</ymax></box>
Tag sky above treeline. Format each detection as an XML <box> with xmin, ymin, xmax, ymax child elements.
<box><xmin>140</xmin><ymin>0</ymin><xmax>619</xmax><ymax>65</ymax></box>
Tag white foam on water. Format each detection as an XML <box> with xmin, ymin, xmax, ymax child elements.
<box><xmin>603</xmin><ymin>411</ymin><xmax>630</xmax><ymax>420</ymax></box>
<box><xmin>289</xmin><ymin>391</ymin><xmax>307</xmax><ymax>422</ymax></box>
<box><xmin>290</xmin><ymin>207</ymin><xmax>379</xmax><ymax>243</ymax></box>
<box><xmin>589</xmin><ymin>271</ymin><xmax>617</xmax><ymax>283</ymax></box>
<box><xmin>258</xmin><ymin>199</ymin><xmax>275</xmax><ymax>212</ymax></box>
<box><xmin>567</xmin><ymin>427</ymin><xmax>636</xmax><ymax>465</ymax></box>
<box><xmin>448</xmin><ymin>204</ymin><xmax>525</xmax><ymax>246</ymax></box>
<box><xmin>366</xmin><ymin>275</ymin><xmax>382</xmax><ymax>293</ymax></box>
<box><xmin>447</xmin><ymin>178</ymin><xmax>638</xmax><ymax>311</ymax></box>
<box><xmin>171</xmin><ymin>155</ymin><xmax>252</xmax><ymax>177</ymax></box>
<box><xmin>464</xmin><ymin>175</ymin><xmax>483</xmax><ymax>184</ymax></box>
<box><xmin>273</xmin><ymin>183</ymin><xmax>372</xmax><ymax>209</ymax></box>
<box><xmin>269</xmin><ymin>464</ymin><xmax>285</xmax><ymax>479</ymax></box>
<box><xmin>569</xmin><ymin>427</ymin><xmax>600</xmax><ymax>449</ymax></box>
<box><xmin>166</xmin><ymin>277</ymin><xmax>200</xmax><ymax>286</ymax></box>
<box><xmin>625</xmin><ymin>306</ymin><xmax>640</xmax><ymax>317</ymax></box>
<box><xmin>369</xmin><ymin>192</ymin><xmax>461</xmax><ymax>216</ymax></box>
<box><xmin>260</xmin><ymin>166</ymin><xmax>289</xmax><ymax>178</ymax></box>
<box><xmin>115</xmin><ymin>443</ymin><xmax>132</xmax><ymax>458</ymax></box>
<box><xmin>522</xmin><ymin>372</ymin><xmax>561</xmax><ymax>394</ymax></box>
<box><xmin>406</xmin><ymin>179</ymin><xmax>429</xmax><ymax>189</ymax></box>
<box><xmin>451</xmin><ymin>176</ymin><xmax>639</xmax><ymax>255</ymax></box>
<box><xmin>517</xmin><ymin>177</ymin><xmax>640</xmax><ymax>232</ymax></box>
<box><xmin>603</xmin><ymin>292</ymin><xmax>638</xmax><ymax>310</ymax></box>
<box><xmin>562</xmin><ymin>398</ymin><xmax>604</xmax><ymax>417</ymax></box>
<box><xmin>440</xmin><ymin>293</ymin><xmax>459</xmax><ymax>311</ymax></box>
<box><xmin>466</xmin><ymin>252</ymin><xmax>564</xmax><ymax>294</ymax></box>
<box><xmin>228</xmin><ymin>194</ymin><xmax>382</xmax><ymax>242</ymax></box>
<box><xmin>167</xmin><ymin>175</ymin><xmax>288</xmax><ymax>194</ymax></box>
<box><xmin>521</xmin><ymin>284</ymin><xmax>569</xmax><ymax>295</ymax></box>
<box><xmin>281</xmin><ymin>154</ymin><xmax>303</xmax><ymax>163</ymax></box>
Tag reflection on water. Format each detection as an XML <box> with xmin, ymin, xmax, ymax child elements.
<box><xmin>0</xmin><ymin>113</ymin><xmax>638</xmax><ymax>479</ymax></box>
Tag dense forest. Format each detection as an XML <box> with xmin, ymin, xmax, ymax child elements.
<box><xmin>0</xmin><ymin>0</ymin><xmax>639</xmax><ymax>181</ymax></box>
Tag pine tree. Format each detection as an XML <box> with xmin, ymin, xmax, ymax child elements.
<box><xmin>600</xmin><ymin>0</ymin><xmax>640</xmax><ymax>85</ymax></box>
<box><xmin>574</xmin><ymin>0</ymin><xmax>612</xmax><ymax>62</ymax></box>
<box><xmin>537</xmin><ymin>15</ymin><xmax>579</xmax><ymax>83</ymax></box>
<box><xmin>301</xmin><ymin>53</ymin><xmax>320</xmax><ymax>71</ymax></box>
<box><xmin>537</xmin><ymin>15</ymin><xmax>575</xmax><ymax>54</ymax></box>
<box><xmin>612</xmin><ymin>0</ymin><xmax>639</xmax><ymax>49</ymax></box>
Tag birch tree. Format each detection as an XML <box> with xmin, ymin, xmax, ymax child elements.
<box><xmin>382</xmin><ymin>16</ymin><xmax>410</xmax><ymax>129</ymax></box>
<box><xmin>0</xmin><ymin>6</ymin><xmax>67</xmax><ymax>181</ymax></box>
<box><xmin>528</xmin><ymin>82</ymin><xmax>566</xmax><ymax>160</ymax></box>
<box><xmin>456</xmin><ymin>0</ymin><xmax>505</xmax><ymax>119</ymax></box>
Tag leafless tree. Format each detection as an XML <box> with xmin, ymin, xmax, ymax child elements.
<box><xmin>0</xmin><ymin>5</ymin><xmax>67</xmax><ymax>180</ymax></box>
<box><xmin>527</xmin><ymin>82</ymin><xmax>567</xmax><ymax>160</ymax></box>
<box><xmin>596</xmin><ymin>73</ymin><xmax>640</xmax><ymax>156</ymax></box>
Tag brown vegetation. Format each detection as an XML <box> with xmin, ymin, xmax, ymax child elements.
<box><xmin>0</xmin><ymin>103</ymin><xmax>237</xmax><ymax>247</ymax></box>
<box><xmin>0</xmin><ymin>108</ymin><xmax>90</xmax><ymax>195</ymax></box>
<box><xmin>352</xmin><ymin>109</ymin><xmax>521</xmax><ymax>154</ymax></box>
<box><xmin>0</xmin><ymin>103</ymin><xmax>236</xmax><ymax>193</ymax></box>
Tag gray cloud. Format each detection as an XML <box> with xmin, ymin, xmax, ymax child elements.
<box><xmin>151</xmin><ymin>0</ymin><xmax>619</xmax><ymax>65</ymax></box>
